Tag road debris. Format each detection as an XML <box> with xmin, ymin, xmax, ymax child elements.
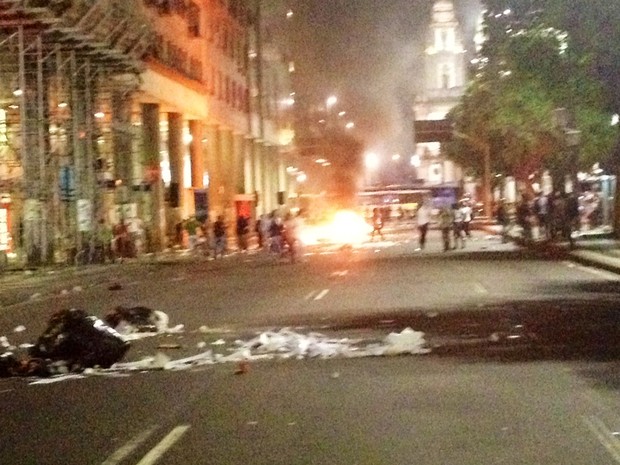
<box><xmin>28</xmin><ymin>308</ymin><xmax>130</xmax><ymax>371</ymax></box>
<box><xmin>234</xmin><ymin>361</ymin><xmax>250</xmax><ymax>375</ymax></box>
<box><xmin>157</xmin><ymin>343</ymin><xmax>182</xmax><ymax>350</ymax></box>
<box><xmin>1</xmin><ymin>321</ymin><xmax>430</xmax><ymax>381</ymax></box>
<box><xmin>104</xmin><ymin>306</ymin><xmax>184</xmax><ymax>340</ymax></box>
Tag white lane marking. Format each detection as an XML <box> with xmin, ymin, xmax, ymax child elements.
<box><xmin>314</xmin><ymin>289</ymin><xmax>330</xmax><ymax>300</ymax></box>
<box><xmin>472</xmin><ymin>282</ymin><xmax>488</xmax><ymax>294</ymax></box>
<box><xmin>304</xmin><ymin>291</ymin><xmax>316</xmax><ymax>301</ymax></box>
<box><xmin>101</xmin><ymin>425</ymin><xmax>159</xmax><ymax>465</ymax></box>
<box><xmin>136</xmin><ymin>425</ymin><xmax>191</xmax><ymax>465</ymax></box>
<box><xmin>582</xmin><ymin>415</ymin><xmax>620</xmax><ymax>463</ymax></box>
<box><xmin>564</xmin><ymin>261</ymin><xmax>620</xmax><ymax>281</ymax></box>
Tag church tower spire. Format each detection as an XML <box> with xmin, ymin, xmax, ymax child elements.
<box><xmin>412</xmin><ymin>0</ymin><xmax>468</xmax><ymax>185</ymax></box>
<box><xmin>425</xmin><ymin>0</ymin><xmax>466</xmax><ymax>92</ymax></box>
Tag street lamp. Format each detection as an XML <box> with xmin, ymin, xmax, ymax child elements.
<box><xmin>326</xmin><ymin>95</ymin><xmax>338</xmax><ymax>109</ymax></box>
<box><xmin>365</xmin><ymin>152</ymin><xmax>380</xmax><ymax>170</ymax></box>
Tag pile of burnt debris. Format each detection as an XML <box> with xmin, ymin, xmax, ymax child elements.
<box><xmin>0</xmin><ymin>306</ymin><xmax>168</xmax><ymax>377</ymax></box>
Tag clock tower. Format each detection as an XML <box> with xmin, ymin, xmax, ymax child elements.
<box><xmin>413</xmin><ymin>0</ymin><xmax>467</xmax><ymax>185</ymax></box>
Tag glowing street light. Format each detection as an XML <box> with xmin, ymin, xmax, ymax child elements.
<box><xmin>326</xmin><ymin>95</ymin><xmax>338</xmax><ymax>109</ymax></box>
<box><xmin>365</xmin><ymin>152</ymin><xmax>380</xmax><ymax>170</ymax></box>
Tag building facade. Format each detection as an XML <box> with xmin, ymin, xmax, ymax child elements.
<box><xmin>413</xmin><ymin>0</ymin><xmax>467</xmax><ymax>186</ymax></box>
<box><xmin>0</xmin><ymin>0</ymin><xmax>293</xmax><ymax>265</ymax></box>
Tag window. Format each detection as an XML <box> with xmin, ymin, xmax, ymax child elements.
<box><xmin>439</xmin><ymin>63</ymin><xmax>454</xmax><ymax>89</ymax></box>
<box><xmin>188</xmin><ymin>2</ymin><xmax>201</xmax><ymax>37</ymax></box>
<box><xmin>434</xmin><ymin>28</ymin><xmax>443</xmax><ymax>51</ymax></box>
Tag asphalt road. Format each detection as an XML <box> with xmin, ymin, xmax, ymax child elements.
<box><xmin>3</xmin><ymin>357</ymin><xmax>620</xmax><ymax>464</ymax></box>
<box><xmin>3</xmin><ymin>228</ymin><xmax>620</xmax><ymax>464</ymax></box>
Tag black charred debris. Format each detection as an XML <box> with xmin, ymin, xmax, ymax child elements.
<box><xmin>0</xmin><ymin>306</ymin><xmax>161</xmax><ymax>378</ymax></box>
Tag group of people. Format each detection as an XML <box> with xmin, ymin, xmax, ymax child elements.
<box><xmin>179</xmin><ymin>214</ymin><xmax>229</xmax><ymax>259</ymax></box>
<box><xmin>371</xmin><ymin>200</ymin><xmax>474</xmax><ymax>252</ymax></box>
<box><xmin>497</xmin><ymin>191</ymin><xmax>580</xmax><ymax>247</ymax></box>
<box><xmin>432</xmin><ymin>201</ymin><xmax>474</xmax><ymax>252</ymax></box>
<box><xmin>255</xmin><ymin>210</ymin><xmax>303</xmax><ymax>262</ymax></box>
<box><xmin>179</xmin><ymin>210</ymin><xmax>303</xmax><ymax>262</ymax></box>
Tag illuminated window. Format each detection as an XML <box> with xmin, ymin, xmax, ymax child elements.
<box><xmin>438</xmin><ymin>63</ymin><xmax>455</xmax><ymax>89</ymax></box>
<box><xmin>434</xmin><ymin>29</ymin><xmax>443</xmax><ymax>50</ymax></box>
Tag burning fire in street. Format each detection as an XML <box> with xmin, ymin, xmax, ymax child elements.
<box><xmin>300</xmin><ymin>210</ymin><xmax>372</xmax><ymax>246</ymax></box>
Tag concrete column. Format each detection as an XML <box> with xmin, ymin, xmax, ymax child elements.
<box><xmin>141</xmin><ymin>103</ymin><xmax>164</xmax><ymax>251</ymax></box>
<box><xmin>253</xmin><ymin>141</ymin><xmax>264</xmax><ymax>214</ymax></box>
<box><xmin>168</xmin><ymin>113</ymin><xmax>184</xmax><ymax>226</ymax></box>
<box><xmin>244</xmin><ymin>137</ymin><xmax>255</xmax><ymax>194</ymax></box>
<box><xmin>265</xmin><ymin>145</ymin><xmax>279</xmax><ymax>211</ymax></box>
<box><xmin>263</xmin><ymin>145</ymin><xmax>273</xmax><ymax>212</ymax></box>
<box><xmin>111</xmin><ymin>92</ymin><xmax>133</xmax><ymax>186</ymax></box>
<box><xmin>278</xmin><ymin>150</ymin><xmax>287</xmax><ymax>195</ymax></box>
<box><xmin>205</xmin><ymin>124</ymin><xmax>221</xmax><ymax>218</ymax></box>
<box><xmin>232</xmin><ymin>133</ymin><xmax>245</xmax><ymax>195</ymax></box>
<box><xmin>220</xmin><ymin>128</ymin><xmax>234</xmax><ymax>213</ymax></box>
<box><xmin>189</xmin><ymin>120</ymin><xmax>204</xmax><ymax>189</ymax></box>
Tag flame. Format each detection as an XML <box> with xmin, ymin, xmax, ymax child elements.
<box><xmin>300</xmin><ymin>210</ymin><xmax>372</xmax><ymax>246</ymax></box>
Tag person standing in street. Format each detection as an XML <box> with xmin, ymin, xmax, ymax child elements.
<box><xmin>565</xmin><ymin>192</ymin><xmax>580</xmax><ymax>248</ymax></box>
<box><xmin>255</xmin><ymin>214</ymin><xmax>265</xmax><ymax>249</ymax></box>
<box><xmin>269</xmin><ymin>211</ymin><xmax>283</xmax><ymax>255</ymax></box>
<box><xmin>416</xmin><ymin>200</ymin><xmax>432</xmax><ymax>251</ymax></box>
<box><xmin>438</xmin><ymin>205</ymin><xmax>454</xmax><ymax>252</ymax></box>
<box><xmin>370</xmin><ymin>207</ymin><xmax>384</xmax><ymax>241</ymax></box>
<box><xmin>213</xmin><ymin>215</ymin><xmax>227</xmax><ymax>259</ymax></box>
<box><xmin>452</xmin><ymin>202</ymin><xmax>465</xmax><ymax>249</ymax></box>
<box><xmin>461</xmin><ymin>200</ymin><xmax>473</xmax><ymax>239</ymax></box>
<box><xmin>516</xmin><ymin>196</ymin><xmax>533</xmax><ymax>242</ymax></box>
<box><xmin>236</xmin><ymin>214</ymin><xmax>249</xmax><ymax>252</ymax></box>
<box><xmin>496</xmin><ymin>199</ymin><xmax>511</xmax><ymax>243</ymax></box>
<box><xmin>533</xmin><ymin>193</ymin><xmax>551</xmax><ymax>240</ymax></box>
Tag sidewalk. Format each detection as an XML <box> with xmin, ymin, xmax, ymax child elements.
<box><xmin>481</xmin><ymin>222</ymin><xmax>620</xmax><ymax>275</ymax></box>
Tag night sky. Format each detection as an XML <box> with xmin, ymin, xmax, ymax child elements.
<box><xmin>268</xmin><ymin>0</ymin><xmax>482</xmax><ymax>159</ymax></box>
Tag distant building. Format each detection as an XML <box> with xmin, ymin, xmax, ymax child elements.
<box><xmin>413</xmin><ymin>0</ymin><xmax>467</xmax><ymax>186</ymax></box>
<box><xmin>0</xmin><ymin>0</ymin><xmax>294</xmax><ymax>265</ymax></box>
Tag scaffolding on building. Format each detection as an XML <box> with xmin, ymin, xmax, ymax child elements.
<box><xmin>0</xmin><ymin>0</ymin><xmax>154</xmax><ymax>265</ymax></box>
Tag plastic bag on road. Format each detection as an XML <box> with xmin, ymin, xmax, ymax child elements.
<box><xmin>29</xmin><ymin>308</ymin><xmax>130</xmax><ymax>370</ymax></box>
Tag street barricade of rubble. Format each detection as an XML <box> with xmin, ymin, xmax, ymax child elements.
<box><xmin>0</xmin><ymin>304</ymin><xmax>430</xmax><ymax>380</ymax></box>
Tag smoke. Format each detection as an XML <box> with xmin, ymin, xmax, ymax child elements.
<box><xmin>322</xmin><ymin>129</ymin><xmax>364</xmax><ymax>208</ymax></box>
<box><xmin>286</xmin><ymin>0</ymin><xmax>482</xmax><ymax>161</ymax></box>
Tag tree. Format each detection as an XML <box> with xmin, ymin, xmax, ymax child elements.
<box><xmin>444</xmin><ymin>1</ymin><xmax>617</xmax><ymax>198</ymax></box>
